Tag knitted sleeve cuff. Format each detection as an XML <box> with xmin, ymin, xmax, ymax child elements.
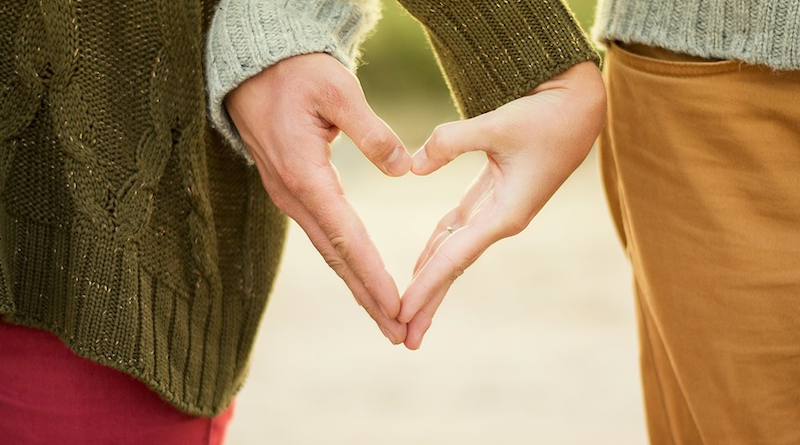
<box><xmin>397</xmin><ymin>0</ymin><xmax>601</xmax><ymax>118</ymax></box>
<box><xmin>205</xmin><ymin>0</ymin><xmax>380</xmax><ymax>162</ymax></box>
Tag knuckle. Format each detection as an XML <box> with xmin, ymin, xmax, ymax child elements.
<box><xmin>438</xmin><ymin>249</ymin><xmax>467</xmax><ymax>281</ymax></box>
<box><xmin>315</xmin><ymin>72</ymin><xmax>358</xmax><ymax>110</ymax></box>
<box><xmin>256</xmin><ymin>168</ymin><xmax>294</xmax><ymax>211</ymax></box>
<box><xmin>329</xmin><ymin>234</ymin><xmax>348</xmax><ymax>257</ymax></box>
<box><xmin>285</xmin><ymin>177</ymin><xmax>310</xmax><ymax>198</ymax></box>
<box><xmin>426</xmin><ymin>125</ymin><xmax>453</xmax><ymax>162</ymax></box>
<box><xmin>428</xmin><ymin>124</ymin><xmax>451</xmax><ymax>152</ymax></box>
<box><xmin>483</xmin><ymin>113</ymin><xmax>515</xmax><ymax>147</ymax></box>
<box><xmin>360</xmin><ymin>127</ymin><xmax>395</xmax><ymax>158</ymax></box>
<box><xmin>323</xmin><ymin>251</ymin><xmax>348</xmax><ymax>278</ymax></box>
<box><xmin>502</xmin><ymin>204</ymin><xmax>535</xmax><ymax>237</ymax></box>
<box><xmin>277</xmin><ymin>167</ymin><xmax>303</xmax><ymax>194</ymax></box>
<box><xmin>503</xmin><ymin>217</ymin><xmax>529</xmax><ymax>237</ymax></box>
<box><xmin>491</xmin><ymin>214</ymin><xmax>530</xmax><ymax>240</ymax></box>
<box><xmin>276</xmin><ymin>162</ymin><xmax>320</xmax><ymax>198</ymax></box>
<box><xmin>328</xmin><ymin>234</ymin><xmax>359</xmax><ymax>273</ymax></box>
<box><xmin>329</xmin><ymin>232</ymin><xmax>381</xmax><ymax>296</ymax></box>
<box><xmin>265</xmin><ymin>190</ymin><xmax>291</xmax><ymax>212</ymax></box>
<box><xmin>317</xmin><ymin>81</ymin><xmax>346</xmax><ymax>109</ymax></box>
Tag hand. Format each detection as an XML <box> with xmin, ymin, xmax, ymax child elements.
<box><xmin>398</xmin><ymin>61</ymin><xmax>607</xmax><ymax>349</ymax></box>
<box><xmin>225</xmin><ymin>53</ymin><xmax>412</xmax><ymax>344</ymax></box>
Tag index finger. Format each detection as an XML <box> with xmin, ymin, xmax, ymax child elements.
<box><xmin>399</xmin><ymin>222</ymin><xmax>495</xmax><ymax>349</ymax></box>
<box><xmin>288</xmin><ymin>160</ymin><xmax>402</xmax><ymax>321</ymax></box>
<box><xmin>252</xmin><ymin>154</ymin><xmax>406</xmax><ymax>343</ymax></box>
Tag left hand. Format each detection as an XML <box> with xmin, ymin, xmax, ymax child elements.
<box><xmin>398</xmin><ymin>61</ymin><xmax>607</xmax><ymax>349</ymax></box>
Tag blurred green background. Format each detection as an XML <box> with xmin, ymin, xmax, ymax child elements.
<box><xmin>357</xmin><ymin>0</ymin><xmax>599</xmax><ymax>146</ymax></box>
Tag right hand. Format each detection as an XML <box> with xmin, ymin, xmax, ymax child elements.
<box><xmin>398</xmin><ymin>61</ymin><xmax>607</xmax><ymax>349</ymax></box>
<box><xmin>225</xmin><ymin>53</ymin><xmax>412</xmax><ymax>344</ymax></box>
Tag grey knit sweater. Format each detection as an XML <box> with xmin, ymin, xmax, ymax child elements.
<box><xmin>206</xmin><ymin>0</ymin><xmax>600</xmax><ymax>159</ymax></box>
<box><xmin>593</xmin><ymin>0</ymin><xmax>800</xmax><ymax>70</ymax></box>
<box><xmin>206</xmin><ymin>0</ymin><xmax>382</xmax><ymax>160</ymax></box>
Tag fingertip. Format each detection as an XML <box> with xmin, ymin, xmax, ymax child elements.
<box><xmin>384</xmin><ymin>146</ymin><xmax>412</xmax><ymax>177</ymax></box>
<box><xmin>381</xmin><ymin>284</ymin><xmax>403</xmax><ymax>321</ymax></box>
<box><xmin>403</xmin><ymin>329</ymin><xmax>424</xmax><ymax>350</ymax></box>
<box><xmin>397</xmin><ymin>310</ymin><xmax>413</xmax><ymax>325</ymax></box>
<box><xmin>385</xmin><ymin>331</ymin><xmax>403</xmax><ymax>345</ymax></box>
<box><xmin>392</xmin><ymin>322</ymin><xmax>408</xmax><ymax>345</ymax></box>
<box><xmin>398</xmin><ymin>291</ymin><xmax>421</xmax><ymax>324</ymax></box>
<box><xmin>404</xmin><ymin>316</ymin><xmax>431</xmax><ymax>350</ymax></box>
<box><xmin>410</xmin><ymin>146</ymin><xmax>432</xmax><ymax>176</ymax></box>
<box><xmin>365</xmin><ymin>271</ymin><xmax>402</xmax><ymax>320</ymax></box>
<box><xmin>390</xmin><ymin>328</ymin><xmax>407</xmax><ymax>346</ymax></box>
<box><xmin>381</xmin><ymin>299</ymin><xmax>401</xmax><ymax>321</ymax></box>
<box><xmin>388</xmin><ymin>334</ymin><xmax>405</xmax><ymax>346</ymax></box>
<box><xmin>403</xmin><ymin>327</ymin><xmax>422</xmax><ymax>350</ymax></box>
<box><xmin>379</xmin><ymin>321</ymin><xmax>406</xmax><ymax>345</ymax></box>
<box><xmin>404</xmin><ymin>340</ymin><xmax>421</xmax><ymax>350</ymax></box>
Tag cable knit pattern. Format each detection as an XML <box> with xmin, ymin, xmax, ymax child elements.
<box><xmin>0</xmin><ymin>0</ymin><xmax>288</xmax><ymax>416</ymax></box>
<box><xmin>206</xmin><ymin>0</ymin><xmax>380</xmax><ymax>161</ymax></box>
<box><xmin>1</xmin><ymin>0</ymin><xmax>598</xmax><ymax>416</ymax></box>
<box><xmin>593</xmin><ymin>0</ymin><xmax>800</xmax><ymax>70</ymax></box>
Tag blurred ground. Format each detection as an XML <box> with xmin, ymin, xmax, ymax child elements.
<box><xmin>225</xmin><ymin>145</ymin><xmax>647</xmax><ymax>445</ymax></box>
<box><xmin>227</xmin><ymin>1</ymin><xmax>647</xmax><ymax>443</ymax></box>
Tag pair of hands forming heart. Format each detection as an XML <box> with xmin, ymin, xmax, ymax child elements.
<box><xmin>226</xmin><ymin>53</ymin><xmax>606</xmax><ymax>350</ymax></box>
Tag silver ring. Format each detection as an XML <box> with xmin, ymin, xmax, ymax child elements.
<box><xmin>446</xmin><ymin>226</ymin><xmax>455</xmax><ymax>234</ymax></box>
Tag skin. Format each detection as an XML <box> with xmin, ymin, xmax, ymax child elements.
<box><xmin>399</xmin><ymin>61</ymin><xmax>607</xmax><ymax>349</ymax></box>
<box><xmin>226</xmin><ymin>53</ymin><xmax>606</xmax><ymax>349</ymax></box>
<box><xmin>226</xmin><ymin>53</ymin><xmax>411</xmax><ymax>344</ymax></box>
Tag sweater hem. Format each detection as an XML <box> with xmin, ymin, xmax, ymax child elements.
<box><xmin>0</xmin><ymin>207</ymin><xmax>272</xmax><ymax>417</ymax></box>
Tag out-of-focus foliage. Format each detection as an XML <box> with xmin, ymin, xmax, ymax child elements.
<box><xmin>359</xmin><ymin>0</ymin><xmax>598</xmax><ymax>117</ymax></box>
<box><xmin>567</xmin><ymin>0</ymin><xmax>599</xmax><ymax>31</ymax></box>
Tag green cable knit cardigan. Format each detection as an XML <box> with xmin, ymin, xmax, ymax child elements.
<box><xmin>0</xmin><ymin>0</ymin><xmax>597</xmax><ymax>416</ymax></box>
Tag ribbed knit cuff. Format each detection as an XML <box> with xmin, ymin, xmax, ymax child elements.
<box><xmin>398</xmin><ymin>0</ymin><xmax>600</xmax><ymax>118</ymax></box>
<box><xmin>205</xmin><ymin>0</ymin><xmax>380</xmax><ymax>162</ymax></box>
<box><xmin>592</xmin><ymin>0</ymin><xmax>800</xmax><ymax>71</ymax></box>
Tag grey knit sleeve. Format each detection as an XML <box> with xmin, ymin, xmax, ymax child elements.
<box><xmin>205</xmin><ymin>0</ymin><xmax>381</xmax><ymax>161</ymax></box>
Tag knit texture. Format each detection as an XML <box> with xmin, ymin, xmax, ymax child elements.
<box><xmin>206</xmin><ymin>0</ymin><xmax>381</xmax><ymax>161</ymax></box>
<box><xmin>397</xmin><ymin>0</ymin><xmax>601</xmax><ymax>118</ymax></box>
<box><xmin>592</xmin><ymin>0</ymin><xmax>800</xmax><ymax>71</ymax></box>
<box><xmin>0</xmin><ymin>0</ymin><xmax>599</xmax><ymax>417</ymax></box>
<box><xmin>0</xmin><ymin>0</ymin><xmax>287</xmax><ymax>416</ymax></box>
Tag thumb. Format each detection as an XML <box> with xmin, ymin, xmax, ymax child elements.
<box><xmin>320</xmin><ymin>74</ymin><xmax>411</xmax><ymax>177</ymax></box>
<box><xmin>412</xmin><ymin>114</ymin><xmax>494</xmax><ymax>176</ymax></box>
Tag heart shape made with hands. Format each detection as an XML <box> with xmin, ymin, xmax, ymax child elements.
<box><xmin>223</xmin><ymin>54</ymin><xmax>605</xmax><ymax>350</ymax></box>
<box><xmin>329</xmin><ymin>138</ymin><xmax>488</xmax><ymax>350</ymax></box>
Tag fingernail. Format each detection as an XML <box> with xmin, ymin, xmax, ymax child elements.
<box><xmin>385</xmin><ymin>146</ymin><xmax>411</xmax><ymax>176</ymax></box>
<box><xmin>411</xmin><ymin>147</ymin><xmax>428</xmax><ymax>173</ymax></box>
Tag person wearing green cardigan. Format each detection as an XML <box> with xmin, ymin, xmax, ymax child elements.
<box><xmin>593</xmin><ymin>1</ymin><xmax>800</xmax><ymax>444</ymax></box>
<box><xmin>0</xmin><ymin>0</ymin><xmax>604</xmax><ymax>442</ymax></box>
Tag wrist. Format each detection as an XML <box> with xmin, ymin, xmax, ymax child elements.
<box><xmin>531</xmin><ymin>61</ymin><xmax>607</xmax><ymax>131</ymax></box>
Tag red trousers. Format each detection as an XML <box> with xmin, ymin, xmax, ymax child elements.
<box><xmin>0</xmin><ymin>319</ymin><xmax>234</xmax><ymax>444</ymax></box>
